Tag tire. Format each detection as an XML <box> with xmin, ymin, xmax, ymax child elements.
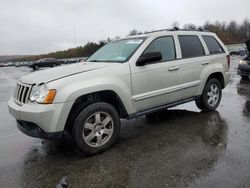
<box><xmin>33</xmin><ymin>65</ymin><xmax>39</xmax><ymax>70</ymax></box>
<box><xmin>72</xmin><ymin>102</ymin><xmax>120</xmax><ymax>155</ymax></box>
<box><xmin>195</xmin><ymin>78</ymin><xmax>222</xmax><ymax>112</ymax></box>
<box><xmin>53</xmin><ymin>64</ymin><xmax>57</xmax><ymax>67</ymax></box>
<box><xmin>241</xmin><ymin>75</ymin><xmax>249</xmax><ymax>80</ymax></box>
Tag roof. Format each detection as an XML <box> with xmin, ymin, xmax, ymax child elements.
<box><xmin>127</xmin><ymin>28</ymin><xmax>214</xmax><ymax>39</ymax></box>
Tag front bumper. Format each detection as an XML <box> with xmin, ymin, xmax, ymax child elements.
<box><xmin>8</xmin><ymin>97</ymin><xmax>74</xmax><ymax>138</ymax></box>
<box><xmin>238</xmin><ymin>64</ymin><xmax>250</xmax><ymax>76</ymax></box>
<box><xmin>17</xmin><ymin>120</ymin><xmax>62</xmax><ymax>139</ymax></box>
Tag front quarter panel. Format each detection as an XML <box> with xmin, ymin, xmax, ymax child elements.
<box><xmin>48</xmin><ymin>63</ymin><xmax>134</xmax><ymax>115</ymax></box>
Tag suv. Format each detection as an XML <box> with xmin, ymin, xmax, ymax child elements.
<box><xmin>29</xmin><ymin>58</ymin><xmax>61</xmax><ymax>70</ymax></box>
<box><xmin>8</xmin><ymin>29</ymin><xmax>230</xmax><ymax>155</ymax></box>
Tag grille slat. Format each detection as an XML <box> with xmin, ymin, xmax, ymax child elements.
<box><xmin>16</xmin><ymin>84</ymin><xmax>21</xmax><ymax>100</ymax></box>
<box><xmin>18</xmin><ymin>86</ymin><xmax>24</xmax><ymax>102</ymax></box>
<box><xmin>26</xmin><ymin>86</ymin><xmax>32</xmax><ymax>103</ymax></box>
<box><xmin>14</xmin><ymin>83</ymin><xmax>32</xmax><ymax>105</ymax></box>
<box><xmin>14</xmin><ymin>84</ymin><xmax>20</xmax><ymax>99</ymax></box>
<box><xmin>21</xmin><ymin>87</ymin><xmax>27</xmax><ymax>103</ymax></box>
<box><xmin>23</xmin><ymin>87</ymin><xmax>29</xmax><ymax>103</ymax></box>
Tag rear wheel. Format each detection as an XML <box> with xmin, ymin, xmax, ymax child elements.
<box><xmin>195</xmin><ymin>78</ymin><xmax>222</xmax><ymax>112</ymax></box>
<box><xmin>73</xmin><ymin>102</ymin><xmax>120</xmax><ymax>155</ymax></box>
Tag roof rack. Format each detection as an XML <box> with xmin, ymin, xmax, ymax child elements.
<box><xmin>145</xmin><ymin>27</ymin><xmax>208</xmax><ymax>34</ymax></box>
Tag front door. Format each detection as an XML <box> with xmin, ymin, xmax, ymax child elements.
<box><xmin>130</xmin><ymin>36</ymin><xmax>183</xmax><ymax>112</ymax></box>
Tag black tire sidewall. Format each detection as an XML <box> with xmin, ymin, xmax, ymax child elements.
<box><xmin>201</xmin><ymin>78</ymin><xmax>222</xmax><ymax>111</ymax></box>
<box><xmin>73</xmin><ymin>102</ymin><xmax>120</xmax><ymax>155</ymax></box>
<box><xmin>33</xmin><ymin>65</ymin><xmax>39</xmax><ymax>70</ymax></box>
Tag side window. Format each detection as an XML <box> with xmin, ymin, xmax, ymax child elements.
<box><xmin>178</xmin><ymin>35</ymin><xmax>205</xmax><ymax>58</ymax></box>
<box><xmin>202</xmin><ymin>35</ymin><xmax>225</xmax><ymax>54</ymax></box>
<box><xmin>144</xmin><ymin>36</ymin><xmax>176</xmax><ymax>61</ymax></box>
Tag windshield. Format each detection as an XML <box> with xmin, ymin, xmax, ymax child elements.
<box><xmin>86</xmin><ymin>38</ymin><xmax>145</xmax><ymax>63</ymax></box>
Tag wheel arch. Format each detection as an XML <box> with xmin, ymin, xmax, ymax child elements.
<box><xmin>198</xmin><ymin>70</ymin><xmax>226</xmax><ymax>96</ymax></box>
<box><xmin>64</xmin><ymin>90</ymin><xmax>129</xmax><ymax>133</ymax></box>
<box><xmin>206</xmin><ymin>72</ymin><xmax>225</xmax><ymax>89</ymax></box>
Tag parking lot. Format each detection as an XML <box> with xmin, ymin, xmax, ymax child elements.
<box><xmin>0</xmin><ymin>57</ymin><xmax>249</xmax><ymax>187</ymax></box>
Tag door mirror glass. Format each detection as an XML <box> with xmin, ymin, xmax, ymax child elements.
<box><xmin>136</xmin><ymin>52</ymin><xmax>162</xmax><ymax>66</ymax></box>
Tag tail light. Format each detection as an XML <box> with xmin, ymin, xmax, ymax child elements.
<box><xmin>227</xmin><ymin>55</ymin><xmax>231</xmax><ymax>69</ymax></box>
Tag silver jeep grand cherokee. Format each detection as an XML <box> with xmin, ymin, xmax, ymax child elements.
<box><xmin>8</xmin><ymin>29</ymin><xmax>230</xmax><ymax>155</ymax></box>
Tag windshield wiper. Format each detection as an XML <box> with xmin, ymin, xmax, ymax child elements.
<box><xmin>88</xmin><ymin>60</ymin><xmax>102</xmax><ymax>62</ymax></box>
<box><xmin>88</xmin><ymin>59</ymin><xmax>123</xmax><ymax>63</ymax></box>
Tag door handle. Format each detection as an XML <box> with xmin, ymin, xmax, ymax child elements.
<box><xmin>168</xmin><ymin>66</ymin><xmax>180</xmax><ymax>71</ymax></box>
<box><xmin>201</xmin><ymin>61</ymin><xmax>210</xmax><ymax>65</ymax></box>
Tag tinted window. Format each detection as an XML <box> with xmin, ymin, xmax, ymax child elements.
<box><xmin>144</xmin><ymin>36</ymin><xmax>176</xmax><ymax>61</ymax></box>
<box><xmin>178</xmin><ymin>35</ymin><xmax>205</xmax><ymax>58</ymax></box>
<box><xmin>203</xmin><ymin>36</ymin><xmax>225</xmax><ymax>54</ymax></box>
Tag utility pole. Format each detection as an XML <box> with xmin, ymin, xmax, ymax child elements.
<box><xmin>73</xmin><ymin>24</ymin><xmax>77</xmax><ymax>47</ymax></box>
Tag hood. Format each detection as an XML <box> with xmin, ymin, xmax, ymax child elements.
<box><xmin>20</xmin><ymin>62</ymin><xmax>113</xmax><ymax>84</ymax></box>
<box><xmin>246</xmin><ymin>39</ymin><xmax>250</xmax><ymax>52</ymax></box>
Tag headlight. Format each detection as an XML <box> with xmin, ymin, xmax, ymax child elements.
<box><xmin>30</xmin><ymin>84</ymin><xmax>56</xmax><ymax>104</ymax></box>
<box><xmin>239</xmin><ymin>60</ymin><xmax>247</xmax><ymax>64</ymax></box>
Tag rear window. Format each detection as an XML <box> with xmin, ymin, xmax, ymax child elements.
<box><xmin>202</xmin><ymin>35</ymin><xmax>225</xmax><ymax>54</ymax></box>
<box><xmin>178</xmin><ymin>35</ymin><xmax>205</xmax><ymax>58</ymax></box>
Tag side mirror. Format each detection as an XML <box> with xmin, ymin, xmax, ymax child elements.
<box><xmin>136</xmin><ymin>52</ymin><xmax>162</xmax><ymax>66</ymax></box>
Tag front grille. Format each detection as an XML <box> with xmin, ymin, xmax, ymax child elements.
<box><xmin>14</xmin><ymin>83</ymin><xmax>32</xmax><ymax>105</ymax></box>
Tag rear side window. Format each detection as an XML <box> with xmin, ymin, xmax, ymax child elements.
<box><xmin>178</xmin><ymin>35</ymin><xmax>205</xmax><ymax>58</ymax></box>
<box><xmin>144</xmin><ymin>36</ymin><xmax>176</xmax><ymax>61</ymax></box>
<box><xmin>202</xmin><ymin>35</ymin><xmax>225</xmax><ymax>54</ymax></box>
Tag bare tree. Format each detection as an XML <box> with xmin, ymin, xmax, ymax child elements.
<box><xmin>171</xmin><ymin>21</ymin><xmax>179</xmax><ymax>28</ymax></box>
<box><xmin>128</xmin><ymin>30</ymin><xmax>139</xmax><ymax>36</ymax></box>
<box><xmin>183</xmin><ymin>23</ymin><xmax>197</xmax><ymax>30</ymax></box>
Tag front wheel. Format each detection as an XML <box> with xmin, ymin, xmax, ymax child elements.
<box><xmin>33</xmin><ymin>65</ymin><xmax>39</xmax><ymax>70</ymax></box>
<box><xmin>195</xmin><ymin>78</ymin><xmax>222</xmax><ymax>112</ymax></box>
<box><xmin>73</xmin><ymin>102</ymin><xmax>120</xmax><ymax>155</ymax></box>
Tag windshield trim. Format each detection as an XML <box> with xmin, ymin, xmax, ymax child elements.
<box><xmin>86</xmin><ymin>37</ymin><xmax>147</xmax><ymax>63</ymax></box>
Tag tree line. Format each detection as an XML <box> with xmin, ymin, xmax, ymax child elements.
<box><xmin>21</xmin><ymin>18</ymin><xmax>250</xmax><ymax>62</ymax></box>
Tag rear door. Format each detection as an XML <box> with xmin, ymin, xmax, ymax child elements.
<box><xmin>176</xmin><ymin>35</ymin><xmax>208</xmax><ymax>99</ymax></box>
<box><xmin>130</xmin><ymin>36</ymin><xmax>183</xmax><ymax>112</ymax></box>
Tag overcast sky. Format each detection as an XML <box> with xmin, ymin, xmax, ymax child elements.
<box><xmin>0</xmin><ymin>0</ymin><xmax>249</xmax><ymax>55</ymax></box>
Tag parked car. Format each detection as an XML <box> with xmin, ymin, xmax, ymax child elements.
<box><xmin>29</xmin><ymin>58</ymin><xmax>61</xmax><ymax>70</ymax></box>
<box><xmin>64</xmin><ymin>59</ymin><xmax>78</xmax><ymax>64</ymax></box>
<box><xmin>8</xmin><ymin>29</ymin><xmax>230</xmax><ymax>155</ymax></box>
<box><xmin>4</xmin><ymin>62</ymin><xmax>15</xmax><ymax>66</ymax></box>
<box><xmin>238</xmin><ymin>39</ymin><xmax>250</xmax><ymax>80</ymax></box>
<box><xmin>15</xmin><ymin>61</ymin><xmax>32</xmax><ymax>67</ymax></box>
<box><xmin>62</xmin><ymin>58</ymin><xmax>86</xmax><ymax>64</ymax></box>
<box><xmin>229</xmin><ymin>50</ymin><xmax>240</xmax><ymax>56</ymax></box>
<box><xmin>229</xmin><ymin>47</ymin><xmax>248</xmax><ymax>56</ymax></box>
<box><xmin>239</xmin><ymin>47</ymin><xmax>248</xmax><ymax>56</ymax></box>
